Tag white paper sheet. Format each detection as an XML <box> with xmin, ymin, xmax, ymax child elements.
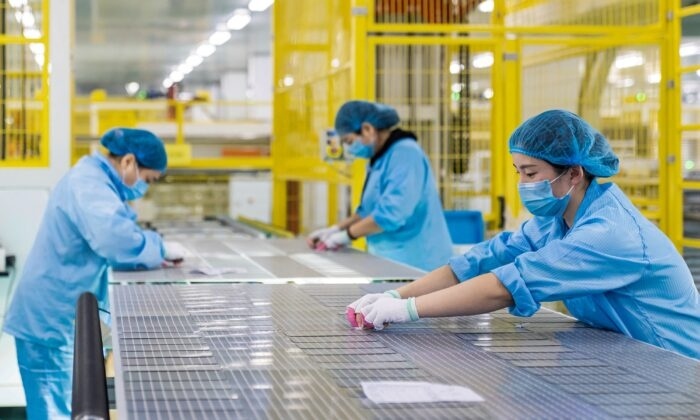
<box><xmin>361</xmin><ymin>381</ymin><xmax>484</xmax><ymax>404</ymax></box>
<box><xmin>189</xmin><ymin>267</ymin><xmax>247</xmax><ymax>276</ymax></box>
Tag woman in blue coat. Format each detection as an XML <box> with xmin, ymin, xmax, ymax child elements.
<box><xmin>307</xmin><ymin>100</ymin><xmax>452</xmax><ymax>272</ymax></box>
<box><xmin>349</xmin><ymin>109</ymin><xmax>700</xmax><ymax>360</ymax></box>
<box><xmin>4</xmin><ymin>128</ymin><xmax>186</xmax><ymax>419</ymax></box>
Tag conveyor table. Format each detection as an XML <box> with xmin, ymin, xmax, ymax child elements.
<box><xmin>111</xmin><ymin>283</ymin><xmax>700</xmax><ymax>419</ymax></box>
<box><xmin>112</xmin><ymin>238</ymin><xmax>425</xmax><ymax>284</ymax></box>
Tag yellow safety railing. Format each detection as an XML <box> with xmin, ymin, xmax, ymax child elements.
<box><xmin>274</xmin><ymin>0</ymin><xmax>689</xmax><ymax>248</ymax></box>
<box><xmin>0</xmin><ymin>0</ymin><xmax>50</xmax><ymax>168</ymax></box>
<box><xmin>72</xmin><ymin>95</ymin><xmax>272</xmax><ymax>171</ymax></box>
<box><xmin>677</xmin><ymin>2</ymin><xmax>700</xmax><ymax>249</ymax></box>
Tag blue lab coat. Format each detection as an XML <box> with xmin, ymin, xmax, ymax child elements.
<box><xmin>357</xmin><ymin>138</ymin><xmax>452</xmax><ymax>272</ymax></box>
<box><xmin>449</xmin><ymin>179</ymin><xmax>700</xmax><ymax>359</ymax></box>
<box><xmin>5</xmin><ymin>153</ymin><xmax>164</xmax><ymax>349</ymax></box>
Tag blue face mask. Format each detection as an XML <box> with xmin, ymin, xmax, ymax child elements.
<box><xmin>518</xmin><ymin>171</ymin><xmax>573</xmax><ymax>217</ymax></box>
<box><xmin>121</xmin><ymin>163</ymin><xmax>149</xmax><ymax>201</ymax></box>
<box><xmin>348</xmin><ymin>137</ymin><xmax>374</xmax><ymax>159</ymax></box>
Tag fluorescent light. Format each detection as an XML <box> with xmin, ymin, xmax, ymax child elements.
<box><xmin>23</xmin><ymin>28</ymin><xmax>40</xmax><ymax>39</ymax></box>
<box><xmin>680</xmin><ymin>43</ymin><xmax>700</xmax><ymax>57</ymax></box>
<box><xmin>209</xmin><ymin>30</ymin><xmax>231</xmax><ymax>46</ymax></box>
<box><xmin>248</xmin><ymin>0</ymin><xmax>273</xmax><ymax>12</ymax></box>
<box><xmin>283</xmin><ymin>75</ymin><xmax>294</xmax><ymax>87</ymax></box>
<box><xmin>21</xmin><ymin>10</ymin><xmax>35</xmax><ymax>27</ymax></box>
<box><xmin>449</xmin><ymin>59</ymin><xmax>463</xmax><ymax>74</ymax></box>
<box><xmin>186</xmin><ymin>55</ymin><xmax>203</xmax><ymax>67</ymax></box>
<box><xmin>478</xmin><ymin>0</ymin><xmax>494</xmax><ymax>13</ymax></box>
<box><xmin>125</xmin><ymin>82</ymin><xmax>140</xmax><ymax>95</ymax></box>
<box><xmin>472</xmin><ymin>52</ymin><xmax>494</xmax><ymax>69</ymax></box>
<box><xmin>614</xmin><ymin>52</ymin><xmax>644</xmax><ymax>69</ymax></box>
<box><xmin>169</xmin><ymin>71</ymin><xmax>184</xmax><ymax>83</ymax></box>
<box><xmin>227</xmin><ymin>9</ymin><xmax>251</xmax><ymax>30</ymax></box>
<box><xmin>330</xmin><ymin>58</ymin><xmax>340</xmax><ymax>68</ymax></box>
<box><xmin>647</xmin><ymin>73</ymin><xmax>661</xmax><ymax>84</ymax></box>
<box><xmin>178</xmin><ymin>63</ymin><xmax>193</xmax><ymax>75</ymax></box>
<box><xmin>196</xmin><ymin>43</ymin><xmax>216</xmax><ymax>57</ymax></box>
<box><xmin>29</xmin><ymin>43</ymin><xmax>43</xmax><ymax>55</ymax></box>
<box><xmin>483</xmin><ymin>88</ymin><xmax>494</xmax><ymax>99</ymax></box>
<box><xmin>614</xmin><ymin>78</ymin><xmax>635</xmax><ymax>88</ymax></box>
<box><xmin>451</xmin><ymin>83</ymin><xmax>462</xmax><ymax>93</ymax></box>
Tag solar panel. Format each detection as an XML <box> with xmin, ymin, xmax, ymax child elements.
<box><xmin>111</xmin><ymin>238</ymin><xmax>425</xmax><ymax>284</ymax></box>
<box><xmin>111</xmin><ymin>283</ymin><xmax>700</xmax><ymax>419</ymax></box>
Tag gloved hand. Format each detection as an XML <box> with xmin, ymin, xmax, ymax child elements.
<box><xmin>318</xmin><ymin>229</ymin><xmax>351</xmax><ymax>250</ymax></box>
<box><xmin>163</xmin><ymin>240</ymin><xmax>187</xmax><ymax>262</ymax></box>
<box><xmin>346</xmin><ymin>290</ymin><xmax>401</xmax><ymax>328</ymax></box>
<box><xmin>361</xmin><ymin>297</ymin><xmax>419</xmax><ymax>330</ymax></box>
<box><xmin>306</xmin><ymin>225</ymin><xmax>340</xmax><ymax>249</ymax></box>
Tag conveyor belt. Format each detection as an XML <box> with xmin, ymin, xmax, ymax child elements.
<box><xmin>145</xmin><ymin>218</ymin><xmax>265</xmax><ymax>239</ymax></box>
<box><xmin>112</xmin><ymin>239</ymin><xmax>425</xmax><ymax>283</ymax></box>
<box><xmin>111</xmin><ymin>284</ymin><xmax>700</xmax><ymax>419</ymax></box>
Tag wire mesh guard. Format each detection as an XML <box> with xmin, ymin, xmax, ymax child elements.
<box><xmin>111</xmin><ymin>283</ymin><xmax>700</xmax><ymax>419</ymax></box>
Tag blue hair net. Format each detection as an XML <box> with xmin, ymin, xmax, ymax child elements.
<box><xmin>334</xmin><ymin>100</ymin><xmax>400</xmax><ymax>136</ymax></box>
<box><xmin>508</xmin><ymin>109</ymin><xmax>619</xmax><ymax>178</ymax></box>
<box><xmin>100</xmin><ymin>128</ymin><xmax>167</xmax><ymax>172</ymax></box>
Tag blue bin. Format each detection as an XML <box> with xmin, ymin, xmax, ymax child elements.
<box><xmin>444</xmin><ymin>210</ymin><xmax>484</xmax><ymax>244</ymax></box>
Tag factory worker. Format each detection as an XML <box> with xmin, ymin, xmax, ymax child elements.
<box><xmin>4</xmin><ymin>128</ymin><xmax>186</xmax><ymax>419</ymax></box>
<box><xmin>349</xmin><ymin>109</ymin><xmax>700</xmax><ymax>360</ymax></box>
<box><xmin>307</xmin><ymin>100</ymin><xmax>452</xmax><ymax>272</ymax></box>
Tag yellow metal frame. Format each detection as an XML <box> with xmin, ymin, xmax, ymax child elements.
<box><xmin>676</xmin><ymin>1</ymin><xmax>700</xmax><ymax>249</ymax></box>
<box><xmin>72</xmin><ymin>97</ymin><xmax>272</xmax><ymax>170</ymax></box>
<box><xmin>272</xmin><ymin>0</ymin><xmax>688</xmax><ymax>248</ymax></box>
<box><xmin>0</xmin><ymin>0</ymin><xmax>50</xmax><ymax>168</ymax></box>
<box><xmin>365</xmin><ymin>35</ymin><xmax>502</xmax><ymax>227</ymax></box>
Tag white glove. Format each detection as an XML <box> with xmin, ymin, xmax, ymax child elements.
<box><xmin>163</xmin><ymin>240</ymin><xmax>187</xmax><ymax>261</ymax></box>
<box><xmin>347</xmin><ymin>290</ymin><xmax>401</xmax><ymax>313</ymax></box>
<box><xmin>362</xmin><ymin>297</ymin><xmax>419</xmax><ymax>330</ymax></box>
<box><xmin>319</xmin><ymin>229</ymin><xmax>351</xmax><ymax>250</ymax></box>
<box><xmin>306</xmin><ymin>225</ymin><xmax>340</xmax><ymax>248</ymax></box>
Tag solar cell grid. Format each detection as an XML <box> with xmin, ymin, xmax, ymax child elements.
<box><xmin>112</xmin><ymin>284</ymin><xmax>700</xmax><ymax>419</ymax></box>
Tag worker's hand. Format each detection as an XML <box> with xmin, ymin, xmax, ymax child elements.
<box><xmin>361</xmin><ymin>297</ymin><xmax>419</xmax><ymax>331</ymax></box>
<box><xmin>318</xmin><ymin>229</ymin><xmax>351</xmax><ymax>250</ymax></box>
<box><xmin>346</xmin><ymin>290</ymin><xmax>400</xmax><ymax>327</ymax></box>
<box><xmin>163</xmin><ymin>240</ymin><xmax>187</xmax><ymax>263</ymax></box>
<box><xmin>347</xmin><ymin>290</ymin><xmax>400</xmax><ymax>314</ymax></box>
<box><xmin>306</xmin><ymin>225</ymin><xmax>340</xmax><ymax>249</ymax></box>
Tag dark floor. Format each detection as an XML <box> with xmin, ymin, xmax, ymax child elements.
<box><xmin>0</xmin><ymin>407</ymin><xmax>25</xmax><ymax>420</ymax></box>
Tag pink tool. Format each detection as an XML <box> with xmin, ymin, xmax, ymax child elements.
<box><xmin>345</xmin><ymin>307</ymin><xmax>374</xmax><ymax>329</ymax></box>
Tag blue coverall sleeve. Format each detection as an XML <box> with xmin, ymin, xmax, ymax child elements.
<box><xmin>370</xmin><ymin>146</ymin><xmax>426</xmax><ymax>231</ymax></box>
<box><xmin>448</xmin><ymin>227</ymin><xmax>535</xmax><ymax>281</ymax></box>
<box><xmin>66</xmin><ymin>180</ymin><xmax>164</xmax><ymax>270</ymax></box>
<box><xmin>492</xmin><ymin>219</ymin><xmax>647</xmax><ymax>317</ymax></box>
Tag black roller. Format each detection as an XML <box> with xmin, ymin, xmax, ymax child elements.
<box><xmin>72</xmin><ymin>292</ymin><xmax>109</xmax><ymax>420</ymax></box>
